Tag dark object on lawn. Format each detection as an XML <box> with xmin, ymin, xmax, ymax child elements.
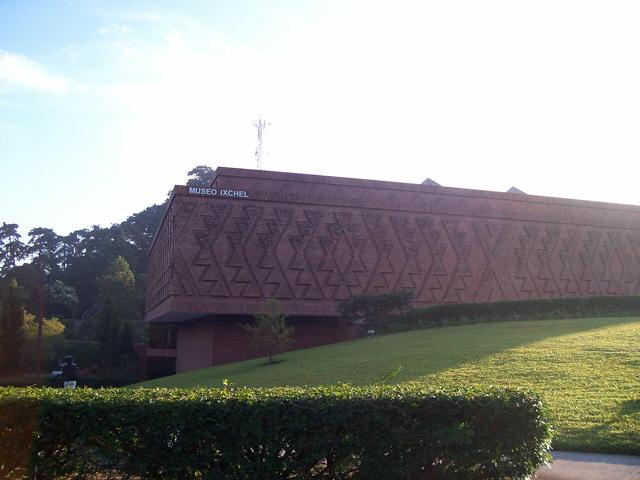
<box><xmin>61</xmin><ymin>356</ymin><xmax>79</xmax><ymax>389</ymax></box>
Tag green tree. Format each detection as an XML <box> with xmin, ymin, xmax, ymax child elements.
<box><xmin>97</xmin><ymin>256</ymin><xmax>138</xmax><ymax>365</ymax></box>
<box><xmin>58</xmin><ymin>231</ymin><xmax>81</xmax><ymax>272</ymax></box>
<box><xmin>0</xmin><ymin>279</ymin><xmax>26</xmax><ymax>374</ymax></box>
<box><xmin>0</xmin><ymin>263</ymin><xmax>39</xmax><ymax>313</ymax></box>
<box><xmin>120</xmin><ymin>321</ymin><xmax>135</xmax><ymax>356</ymax></box>
<box><xmin>60</xmin><ymin>227</ymin><xmax>116</xmax><ymax>314</ymax></box>
<box><xmin>98</xmin><ymin>256</ymin><xmax>137</xmax><ymax>319</ymax></box>
<box><xmin>97</xmin><ymin>299</ymin><xmax>122</xmax><ymax>365</ymax></box>
<box><xmin>121</xmin><ymin>203</ymin><xmax>167</xmax><ymax>259</ymax></box>
<box><xmin>26</xmin><ymin>227</ymin><xmax>60</xmax><ymax>275</ymax></box>
<box><xmin>186</xmin><ymin>165</ymin><xmax>216</xmax><ymax>187</ymax></box>
<box><xmin>23</xmin><ymin>313</ymin><xmax>65</xmax><ymax>370</ymax></box>
<box><xmin>46</xmin><ymin>280</ymin><xmax>79</xmax><ymax>318</ymax></box>
<box><xmin>0</xmin><ymin>222</ymin><xmax>26</xmax><ymax>276</ymax></box>
<box><xmin>243</xmin><ymin>298</ymin><xmax>294</xmax><ymax>364</ymax></box>
<box><xmin>120</xmin><ymin>203</ymin><xmax>167</xmax><ymax>315</ymax></box>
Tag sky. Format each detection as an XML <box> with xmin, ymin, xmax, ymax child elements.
<box><xmin>1</xmin><ymin>0</ymin><xmax>640</xmax><ymax>237</ymax></box>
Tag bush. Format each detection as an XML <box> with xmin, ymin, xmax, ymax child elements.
<box><xmin>376</xmin><ymin>295</ymin><xmax>640</xmax><ymax>333</ymax></box>
<box><xmin>0</xmin><ymin>385</ymin><xmax>552</xmax><ymax>479</ymax></box>
<box><xmin>338</xmin><ymin>290</ymin><xmax>414</xmax><ymax>330</ymax></box>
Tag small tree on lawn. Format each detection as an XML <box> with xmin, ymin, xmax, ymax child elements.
<box><xmin>243</xmin><ymin>298</ymin><xmax>294</xmax><ymax>364</ymax></box>
<box><xmin>0</xmin><ymin>279</ymin><xmax>26</xmax><ymax>374</ymax></box>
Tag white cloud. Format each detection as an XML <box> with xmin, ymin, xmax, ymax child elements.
<box><xmin>0</xmin><ymin>51</ymin><xmax>69</xmax><ymax>94</ymax></box>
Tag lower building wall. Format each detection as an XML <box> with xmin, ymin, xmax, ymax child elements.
<box><xmin>176</xmin><ymin>317</ymin><xmax>360</xmax><ymax>374</ymax></box>
<box><xmin>176</xmin><ymin>323</ymin><xmax>215</xmax><ymax>373</ymax></box>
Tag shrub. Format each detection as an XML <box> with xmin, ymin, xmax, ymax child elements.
<box><xmin>0</xmin><ymin>385</ymin><xmax>552</xmax><ymax>480</ymax></box>
<box><xmin>377</xmin><ymin>295</ymin><xmax>640</xmax><ymax>333</ymax></box>
<box><xmin>338</xmin><ymin>290</ymin><xmax>415</xmax><ymax>330</ymax></box>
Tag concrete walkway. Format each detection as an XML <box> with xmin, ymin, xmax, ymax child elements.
<box><xmin>535</xmin><ymin>451</ymin><xmax>640</xmax><ymax>479</ymax></box>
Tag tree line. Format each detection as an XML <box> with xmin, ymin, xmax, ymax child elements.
<box><xmin>0</xmin><ymin>166</ymin><xmax>215</xmax><ymax>375</ymax></box>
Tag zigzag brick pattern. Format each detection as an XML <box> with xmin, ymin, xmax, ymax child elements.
<box><xmin>146</xmin><ymin>169</ymin><xmax>640</xmax><ymax>321</ymax></box>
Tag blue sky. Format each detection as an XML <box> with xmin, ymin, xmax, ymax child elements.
<box><xmin>2</xmin><ymin>1</ymin><xmax>640</xmax><ymax>237</ymax></box>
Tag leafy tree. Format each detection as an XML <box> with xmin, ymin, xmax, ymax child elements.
<box><xmin>0</xmin><ymin>279</ymin><xmax>26</xmax><ymax>374</ymax></box>
<box><xmin>186</xmin><ymin>165</ymin><xmax>216</xmax><ymax>187</ymax></box>
<box><xmin>0</xmin><ymin>222</ymin><xmax>26</xmax><ymax>275</ymax></box>
<box><xmin>97</xmin><ymin>256</ymin><xmax>139</xmax><ymax>365</ymax></box>
<box><xmin>23</xmin><ymin>313</ymin><xmax>65</xmax><ymax>370</ymax></box>
<box><xmin>243</xmin><ymin>298</ymin><xmax>294</xmax><ymax>364</ymax></box>
<box><xmin>46</xmin><ymin>280</ymin><xmax>79</xmax><ymax>318</ymax></box>
<box><xmin>26</xmin><ymin>227</ymin><xmax>60</xmax><ymax>275</ymax></box>
<box><xmin>120</xmin><ymin>203</ymin><xmax>167</xmax><ymax>314</ymax></box>
<box><xmin>97</xmin><ymin>299</ymin><xmax>122</xmax><ymax>366</ymax></box>
<box><xmin>338</xmin><ymin>290</ymin><xmax>415</xmax><ymax>330</ymax></box>
<box><xmin>58</xmin><ymin>231</ymin><xmax>82</xmax><ymax>271</ymax></box>
<box><xmin>61</xmin><ymin>221</ymin><xmax>152</xmax><ymax>316</ymax></box>
<box><xmin>120</xmin><ymin>321</ymin><xmax>135</xmax><ymax>356</ymax></box>
<box><xmin>122</xmin><ymin>204</ymin><xmax>167</xmax><ymax>257</ymax></box>
<box><xmin>59</xmin><ymin>227</ymin><xmax>114</xmax><ymax>314</ymax></box>
<box><xmin>98</xmin><ymin>255</ymin><xmax>138</xmax><ymax>320</ymax></box>
<box><xmin>0</xmin><ymin>263</ymin><xmax>40</xmax><ymax>314</ymax></box>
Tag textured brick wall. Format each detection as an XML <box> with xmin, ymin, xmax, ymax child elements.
<box><xmin>146</xmin><ymin>209</ymin><xmax>172</xmax><ymax>314</ymax></box>
<box><xmin>147</xmin><ymin>167</ymin><xmax>640</xmax><ymax>372</ymax></box>
<box><xmin>147</xmin><ymin>168</ymin><xmax>640</xmax><ymax>322</ymax></box>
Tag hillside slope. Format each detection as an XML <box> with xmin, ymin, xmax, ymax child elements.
<box><xmin>137</xmin><ymin>317</ymin><xmax>640</xmax><ymax>454</ymax></box>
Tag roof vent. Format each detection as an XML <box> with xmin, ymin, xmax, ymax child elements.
<box><xmin>507</xmin><ymin>186</ymin><xmax>526</xmax><ymax>194</ymax></box>
<box><xmin>422</xmin><ymin>178</ymin><xmax>441</xmax><ymax>187</ymax></box>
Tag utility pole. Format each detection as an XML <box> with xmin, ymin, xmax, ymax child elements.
<box><xmin>253</xmin><ymin>118</ymin><xmax>270</xmax><ymax>170</ymax></box>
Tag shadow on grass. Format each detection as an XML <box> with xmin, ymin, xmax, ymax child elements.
<box><xmin>259</xmin><ymin>359</ymin><xmax>286</xmax><ymax>367</ymax></box>
<box><xmin>552</xmin><ymin>392</ymin><xmax>640</xmax><ymax>454</ymax></box>
<box><xmin>557</xmin><ymin>420</ymin><xmax>640</xmax><ymax>455</ymax></box>
<box><xmin>620</xmin><ymin>399</ymin><xmax>640</xmax><ymax>416</ymax></box>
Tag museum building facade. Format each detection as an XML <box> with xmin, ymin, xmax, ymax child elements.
<box><xmin>146</xmin><ymin>167</ymin><xmax>640</xmax><ymax>373</ymax></box>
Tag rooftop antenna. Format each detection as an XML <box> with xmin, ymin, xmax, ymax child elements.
<box><xmin>253</xmin><ymin>118</ymin><xmax>270</xmax><ymax>170</ymax></box>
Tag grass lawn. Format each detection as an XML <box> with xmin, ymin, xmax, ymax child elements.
<box><xmin>137</xmin><ymin>317</ymin><xmax>640</xmax><ymax>454</ymax></box>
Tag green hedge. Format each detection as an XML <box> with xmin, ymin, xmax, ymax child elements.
<box><xmin>0</xmin><ymin>385</ymin><xmax>552</xmax><ymax>479</ymax></box>
<box><xmin>376</xmin><ymin>295</ymin><xmax>640</xmax><ymax>333</ymax></box>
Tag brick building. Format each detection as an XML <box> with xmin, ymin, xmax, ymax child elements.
<box><xmin>146</xmin><ymin>167</ymin><xmax>640</xmax><ymax>374</ymax></box>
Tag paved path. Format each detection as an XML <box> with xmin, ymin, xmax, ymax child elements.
<box><xmin>536</xmin><ymin>451</ymin><xmax>640</xmax><ymax>479</ymax></box>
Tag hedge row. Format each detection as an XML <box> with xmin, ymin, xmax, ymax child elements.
<box><xmin>0</xmin><ymin>385</ymin><xmax>552</xmax><ymax>479</ymax></box>
<box><xmin>376</xmin><ymin>295</ymin><xmax>640</xmax><ymax>333</ymax></box>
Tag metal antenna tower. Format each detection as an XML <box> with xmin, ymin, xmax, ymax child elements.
<box><xmin>254</xmin><ymin>118</ymin><xmax>270</xmax><ymax>170</ymax></box>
